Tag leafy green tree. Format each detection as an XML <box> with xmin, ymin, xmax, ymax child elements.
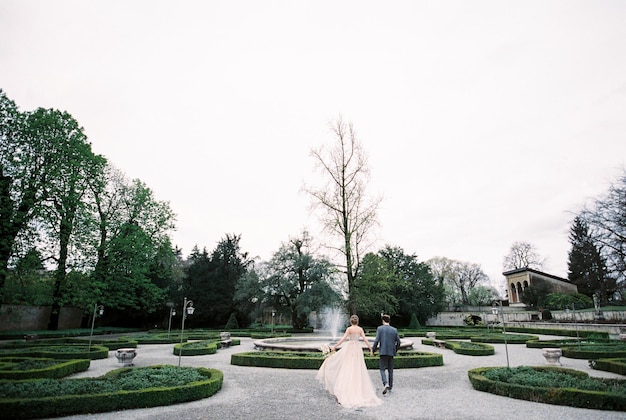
<box><xmin>21</xmin><ymin>106</ymin><xmax>106</xmax><ymax>330</ymax></box>
<box><xmin>260</xmin><ymin>232</ymin><xmax>341</xmax><ymax>329</ymax></box>
<box><xmin>468</xmin><ymin>285</ymin><xmax>500</xmax><ymax>309</ymax></box>
<box><xmin>520</xmin><ymin>283</ymin><xmax>551</xmax><ymax>309</ymax></box>
<box><xmin>358</xmin><ymin>246</ymin><xmax>446</xmax><ymax>326</ymax></box>
<box><xmin>544</xmin><ymin>292</ymin><xmax>593</xmax><ymax>310</ymax></box>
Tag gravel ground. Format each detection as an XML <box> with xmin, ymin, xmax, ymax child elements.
<box><xmin>53</xmin><ymin>334</ymin><xmax>626</xmax><ymax>420</ymax></box>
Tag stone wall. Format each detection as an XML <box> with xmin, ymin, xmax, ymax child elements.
<box><xmin>0</xmin><ymin>305</ymin><xmax>83</xmax><ymax>331</ymax></box>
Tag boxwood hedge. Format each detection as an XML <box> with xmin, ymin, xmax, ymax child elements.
<box><xmin>0</xmin><ymin>357</ymin><xmax>90</xmax><ymax>380</ymax></box>
<box><xmin>0</xmin><ymin>365</ymin><xmax>223</xmax><ymax>419</ymax></box>
<box><xmin>468</xmin><ymin>365</ymin><xmax>626</xmax><ymax>411</ymax></box>
<box><xmin>230</xmin><ymin>351</ymin><xmax>443</xmax><ymax>369</ymax></box>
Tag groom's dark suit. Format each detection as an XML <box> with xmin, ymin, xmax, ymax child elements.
<box><xmin>372</xmin><ymin>319</ymin><xmax>401</xmax><ymax>393</ymax></box>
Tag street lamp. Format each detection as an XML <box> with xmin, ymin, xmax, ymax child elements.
<box><xmin>178</xmin><ymin>297</ymin><xmax>195</xmax><ymax>367</ymax></box>
<box><xmin>167</xmin><ymin>303</ymin><xmax>176</xmax><ymax>338</ymax></box>
<box><xmin>271</xmin><ymin>310</ymin><xmax>276</xmax><ymax>335</ymax></box>
<box><xmin>88</xmin><ymin>304</ymin><xmax>104</xmax><ymax>353</ymax></box>
<box><xmin>492</xmin><ymin>301</ymin><xmax>510</xmax><ymax>369</ymax></box>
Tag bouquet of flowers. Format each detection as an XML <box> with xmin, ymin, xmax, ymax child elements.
<box><xmin>320</xmin><ymin>344</ymin><xmax>334</xmax><ymax>358</ymax></box>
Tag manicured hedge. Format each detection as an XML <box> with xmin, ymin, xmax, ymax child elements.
<box><xmin>468</xmin><ymin>365</ymin><xmax>626</xmax><ymax>411</ymax></box>
<box><xmin>561</xmin><ymin>344</ymin><xmax>626</xmax><ymax>360</ymax></box>
<box><xmin>0</xmin><ymin>357</ymin><xmax>90</xmax><ymax>380</ymax></box>
<box><xmin>0</xmin><ymin>365</ymin><xmax>223</xmax><ymax>419</ymax></box>
<box><xmin>230</xmin><ymin>351</ymin><xmax>443</xmax><ymax>369</ymax></box>
<box><xmin>422</xmin><ymin>339</ymin><xmax>494</xmax><ymax>356</ymax></box>
<box><xmin>591</xmin><ymin>358</ymin><xmax>626</xmax><ymax>376</ymax></box>
<box><xmin>173</xmin><ymin>339</ymin><xmax>240</xmax><ymax>356</ymax></box>
<box><xmin>0</xmin><ymin>345</ymin><xmax>109</xmax><ymax>360</ymax></box>
<box><xmin>471</xmin><ymin>333</ymin><xmax>537</xmax><ymax>344</ymax></box>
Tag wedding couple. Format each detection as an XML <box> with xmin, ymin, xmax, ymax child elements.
<box><xmin>316</xmin><ymin>314</ymin><xmax>401</xmax><ymax>409</ymax></box>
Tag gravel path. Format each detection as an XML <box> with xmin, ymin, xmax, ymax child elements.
<box><xmin>56</xmin><ymin>335</ymin><xmax>626</xmax><ymax>420</ymax></box>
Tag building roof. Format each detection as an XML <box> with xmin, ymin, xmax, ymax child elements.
<box><xmin>502</xmin><ymin>267</ymin><xmax>571</xmax><ymax>284</ymax></box>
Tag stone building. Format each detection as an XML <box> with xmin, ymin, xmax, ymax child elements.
<box><xmin>503</xmin><ymin>267</ymin><xmax>578</xmax><ymax>305</ymax></box>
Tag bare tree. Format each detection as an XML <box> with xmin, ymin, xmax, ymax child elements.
<box><xmin>305</xmin><ymin>117</ymin><xmax>381</xmax><ymax>314</ymax></box>
<box><xmin>503</xmin><ymin>241</ymin><xmax>545</xmax><ymax>271</ymax></box>
<box><xmin>427</xmin><ymin>257</ymin><xmax>489</xmax><ymax>305</ymax></box>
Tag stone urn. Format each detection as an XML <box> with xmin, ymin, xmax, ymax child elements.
<box><xmin>115</xmin><ymin>348</ymin><xmax>137</xmax><ymax>367</ymax></box>
<box><xmin>542</xmin><ymin>348</ymin><xmax>562</xmax><ymax>366</ymax></box>
<box><xmin>426</xmin><ymin>332</ymin><xmax>436</xmax><ymax>340</ymax></box>
<box><xmin>220</xmin><ymin>331</ymin><xmax>231</xmax><ymax>341</ymax></box>
<box><xmin>619</xmin><ymin>334</ymin><xmax>626</xmax><ymax>342</ymax></box>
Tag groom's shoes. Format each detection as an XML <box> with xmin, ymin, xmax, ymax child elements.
<box><xmin>382</xmin><ymin>385</ymin><xmax>389</xmax><ymax>395</ymax></box>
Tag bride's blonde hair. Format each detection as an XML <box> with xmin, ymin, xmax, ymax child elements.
<box><xmin>350</xmin><ymin>314</ymin><xmax>359</xmax><ymax>325</ymax></box>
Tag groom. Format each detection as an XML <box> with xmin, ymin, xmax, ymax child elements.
<box><xmin>372</xmin><ymin>314</ymin><xmax>401</xmax><ymax>395</ymax></box>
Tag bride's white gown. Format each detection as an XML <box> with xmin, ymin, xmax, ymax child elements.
<box><xmin>316</xmin><ymin>333</ymin><xmax>383</xmax><ymax>408</ymax></box>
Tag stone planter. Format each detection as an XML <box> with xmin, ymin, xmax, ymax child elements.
<box><xmin>542</xmin><ymin>348</ymin><xmax>562</xmax><ymax>366</ymax></box>
<box><xmin>426</xmin><ymin>332</ymin><xmax>436</xmax><ymax>340</ymax></box>
<box><xmin>220</xmin><ymin>332</ymin><xmax>231</xmax><ymax>340</ymax></box>
<box><xmin>115</xmin><ymin>348</ymin><xmax>137</xmax><ymax>367</ymax></box>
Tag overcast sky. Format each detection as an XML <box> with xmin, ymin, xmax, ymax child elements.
<box><xmin>2</xmin><ymin>1</ymin><xmax>626</xmax><ymax>293</ymax></box>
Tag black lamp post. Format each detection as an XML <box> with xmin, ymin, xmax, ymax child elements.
<box><xmin>167</xmin><ymin>303</ymin><xmax>176</xmax><ymax>338</ymax></box>
<box><xmin>178</xmin><ymin>297</ymin><xmax>195</xmax><ymax>366</ymax></box>
<box><xmin>88</xmin><ymin>304</ymin><xmax>104</xmax><ymax>353</ymax></box>
<box><xmin>492</xmin><ymin>301</ymin><xmax>510</xmax><ymax>369</ymax></box>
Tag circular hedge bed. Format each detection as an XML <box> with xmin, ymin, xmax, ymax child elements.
<box><xmin>0</xmin><ymin>357</ymin><xmax>90</xmax><ymax>380</ymax></box>
<box><xmin>0</xmin><ymin>365</ymin><xmax>223</xmax><ymax>419</ymax></box>
<box><xmin>471</xmin><ymin>333</ymin><xmax>537</xmax><ymax>344</ymax></box>
<box><xmin>468</xmin><ymin>365</ymin><xmax>626</xmax><ymax>411</ymax></box>
<box><xmin>230</xmin><ymin>350</ymin><xmax>443</xmax><ymax>369</ymax></box>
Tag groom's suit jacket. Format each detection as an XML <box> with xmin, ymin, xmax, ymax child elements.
<box><xmin>372</xmin><ymin>324</ymin><xmax>401</xmax><ymax>356</ymax></box>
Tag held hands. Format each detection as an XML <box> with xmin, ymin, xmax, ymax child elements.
<box><xmin>369</xmin><ymin>349</ymin><xmax>374</xmax><ymax>356</ymax></box>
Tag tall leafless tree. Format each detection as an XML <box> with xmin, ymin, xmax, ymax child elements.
<box><xmin>305</xmin><ymin>117</ymin><xmax>381</xmax><ymax>314</ymax></box>
<box><xmin>503</xmin><ymin>241</ymin><xmax>545</xmax><ymax>271</ymax></box>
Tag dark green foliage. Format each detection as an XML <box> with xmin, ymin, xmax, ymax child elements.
<box><xmin>230</xmin><ymin>351</ymin><xmax>443</xmax><ymax>369</ymax></box>
<box><xmin>520</xmin><ymin>284</ymin><xmax>551</xmax><ymax>309</ymax></box>
<box><xmin>225</xmin><ymin>312</ymin><xmax>239</xmax><ymax>330</ymax></box>
<box><xmin>408</xmin><ymin>313</ymin><xmax>421</xmax><ymax>329</ymax></box>
<box><xmin>0</xmin><ymin>345</ymin><xmax>109</xmax><ymax>360</ymax></box>
<box><xmin>542</xmin><ymin>309</ymin><xmax>553</xmax><ymax>320</ymax></box>
<box><xmin>469</xmin><ymin>366</ymin><xmax>626</xmax><ymax>411</ymax></box>
<box><xmin>0</xmin><ymin>357</ymin><xmax>90</xmax><ymax>380</ymax></box>
<box><xmin>421</xmin><ymin>339</ymin><xmax>494</xmax><ymax>356</ymax></box>
<box><xmin>592</xmin><ymin>358</ymin><xmax>626</xmax><ymax>376</ymax></box>
<box><xmin>0</xmin><ymin>365</ymin><xmax>223</xmax><ymax>419</ymax></box>
<box><xmin>561</xmin><ymin>344</ymin><xmax>626</xmax><ymax>359</ymax></box>
<box><xmin>471</xmin><ymin>333</ymin><xmax>537</xmax><ymax>344</ymax></box>
<box><xmin>356</xmin><ymin>246</ymin><xmax>446</xmax><ymax>326</ymax></box>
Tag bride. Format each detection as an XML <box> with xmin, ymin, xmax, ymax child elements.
<box><xmin>316</xmin><ymin>314</ymin><xmax>383</xmax><ymax>408</ymax></box>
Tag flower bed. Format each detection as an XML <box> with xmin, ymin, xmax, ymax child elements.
<box><xmin>468</xmin><ymin>365</ymin><xmax>626</xmax><ymax>411</ymax></box>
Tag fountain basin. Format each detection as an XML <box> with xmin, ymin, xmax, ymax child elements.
<box><xmin>253</xmin><ymin>336</ymin><xmax>414</xmax><ymax>352</ymax></box>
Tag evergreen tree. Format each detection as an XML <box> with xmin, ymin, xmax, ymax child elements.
<box><xmin>567</xmin><ymin>216</ymin><xmax>615</xmax><ymax>302</ymax></box>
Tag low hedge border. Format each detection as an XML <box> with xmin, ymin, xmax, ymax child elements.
<box><xmin>468</xmin><ymin>366</ymin><xmax>626</xmax><ymax>411</ymax></box>
<box><xmin>0</xmin><ymin>365</ymin><xmax>223</xmax><ymax>419</ymax></box>
<box><xmin>470</xmin><ymin>334</ymin><xmax>537</xmax><ymax>344</ymax></box>
<box><xmin>421</xmin><ymin>339</ymin><xmax>494</xmax><ymax>356</ymax></box>
<box><xmin>230</xmin><ymin>351</ymin><xmax>443</xmax><ymax>369</ymax></box>
<box><xmin>173</xmin><ymin>339</ymin><xmax>241</xmax><ymax>356</ymax></box>
<box><xmin>561</xmin><ymin>344</ymin><xmax>626</xmax><ymax>360</ymax></box>
<box><xmin>0</xmin><ymin>345</ymin><xmax>109</xmax><ymax>360</ymax></box>
<box><xmin>0</xmin><ymin>357</ymin><xmax>90</xmax><ymax>380</ymax></box>
<box><xmin>591</xmin><ymin>358</ymin><xmax>626</xmax><ymax>375</ymax></box>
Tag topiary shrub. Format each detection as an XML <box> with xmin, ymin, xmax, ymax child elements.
<box><xmin>541</xmin><ymin>309</ymin><xmax>553</xmax><ymax>321</ymax></box>
<box><xmin>409</xmin><ymin>313</ymin><xmax>421</xmax><ymax>329</ymax></box>
<box><xmin>225</xmin><ymin>313</ymin><xmax>239</xmax><ymax>330</ymax></box>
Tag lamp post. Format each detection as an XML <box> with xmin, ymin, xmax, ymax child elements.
<box><xmin>167</xmin><ymin>303</ymin><xmax>176</xmax><ymax>338</ymax></box>
<box><xmin>492</xmin><ymin>301</ymin><xmax>510</xmax><ymax>369</ymax></box>
<box><xmin>88</xmin><ymin>304</ymin><xmax>104</xmax><ymax>353</ymax></box>
<box><xmin>271</xmin><ymin>310</ymin><xmax>276</xmax><ymax>335</ymax></box>
<box><xmin>178</xmin><ymin>297</ymin><xmax>195</xmax><ymax>367</ymax></box>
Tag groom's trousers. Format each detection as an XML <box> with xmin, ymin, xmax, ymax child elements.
<box><xmin>379</xmin><ymin>355</ymin><xmax>394</xmax><ymax>388</ymax></box>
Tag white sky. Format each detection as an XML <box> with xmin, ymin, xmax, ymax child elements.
<box><xmin>2</xmin><ymin>1</ymin><xmax>626</xmax><ymax>293</ymax></box>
